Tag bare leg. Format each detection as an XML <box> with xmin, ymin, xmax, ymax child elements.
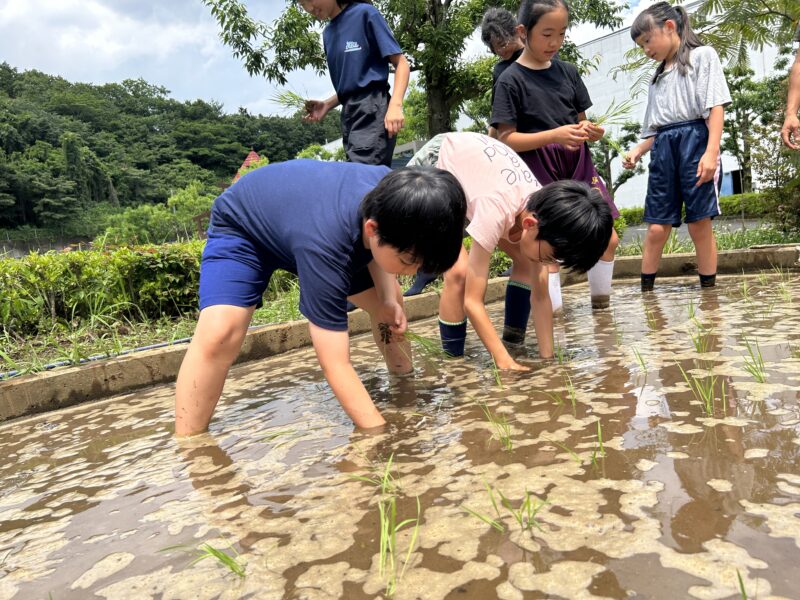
<box><xmin>687</xmin><ymin>218</ymin><xmax>717</xmax><ymax>275</ymax></box>
<box><xmin>175</xmin><ymin>305</ymin><xmax>254</xmax><ymax>436</ymax></box>
<box><xmin>349</xmin><ymin>285</ymin><xmax>413</xmax><ymax>374</ymax></box>
<box><xmin>641</xmin><ymin>223</ymin><xmax>673</xmax><ymax>275</ymax></box>
<box><xmin>439</xmin><ymin>246</ymin><xmax>469</xmax><ymax>324</ymax></box>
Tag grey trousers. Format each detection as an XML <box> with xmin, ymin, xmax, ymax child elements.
<box><xmin>341</xmin><ymin>88</ymin><xmax>397</xmax><ymax>167</ymax></box>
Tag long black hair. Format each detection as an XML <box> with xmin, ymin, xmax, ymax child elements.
<box><xmin>517</xmin><ymin>0</ymin><xmax>570</xmax><ymax>33</ymax></box>
<box><xmin>631</xmin><ymin>2</ymin><xmax>704</xmax><ymax>83</ymax></box>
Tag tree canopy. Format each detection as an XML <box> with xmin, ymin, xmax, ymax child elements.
<box><xmin>203</xmin><ymin>0</ymin><xmax>626</xmax><ymax>136</ymax></box>
<box><xmin>0</xmin><ymin>63</ymin><xmax>340</xmax><ymax>231</ymax></box>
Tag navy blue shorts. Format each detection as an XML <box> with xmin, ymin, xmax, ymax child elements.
<box><xmin>198</xmin><ymin>229</ymin><xmax>375</xmax><ymax>311</ymax></box>
<box><xmin>644</xmin><ymin>119</ymin><xmax>721</xmax><ymax>226</ymax></box>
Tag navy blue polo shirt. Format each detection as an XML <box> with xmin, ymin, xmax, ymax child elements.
<box><xmin>323</xmin><ymin>3</ymin><xmax>401</xmax><ymax>102</ymax></box>
<box><xmin>210</xmin><ymin>160</ymin><xmax>390</xmax><ymax>330</ymax></box>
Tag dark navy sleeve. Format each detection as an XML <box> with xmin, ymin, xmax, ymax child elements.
<box><xmin>365</xmin><ymin>7</ymin><xmax>401</xmax><ymax>58</ymax></box>
<box><xmin>491</xmin><ymin>70</ymin><xmax>520</xmax><ymax>128</ymax></box>
<box><xmin>296</xmin><ymin>249</ymin><xmax>354</xmax><ymax>331</ymax></box>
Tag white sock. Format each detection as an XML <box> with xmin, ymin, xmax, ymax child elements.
<box><xmin>549</xmin><ymin>271</ymin><xmax>563</xmax><ymax>313</ymax></box>
<box><xmin>588</xmin><ymin>259</ymin><xmax>615</xmax><ymax>297</ymax></box>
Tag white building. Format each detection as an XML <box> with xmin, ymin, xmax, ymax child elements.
<box><xmin>578</xmin><ymin>1</ymin><xmax>780</xmax><ymax>208</ymax></box>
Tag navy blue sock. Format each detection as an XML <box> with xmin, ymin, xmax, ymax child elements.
<box><xmin>502</xmin><ymin>281</ymin><xmax>531</xmax><ymax>344</ymax></box>
<box><xmin>641</xmin><ymin>272</ymin><xmax>657</xmax><ymax>292</ymax></box>
<box><xmin>439</xmin><ymin>318</ymin><xmax>467</xmax><ymax>357</ymax></box>
<box><xmin>404</xmin><ymin>271</ymin><xmax>437</xmax><ymax>297</ymax></box>
<box><xmin>699</xmin><ymin>273</ymin><xmax>716</xmax><ymax>288</ymax></box>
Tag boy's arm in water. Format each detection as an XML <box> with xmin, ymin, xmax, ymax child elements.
<box><xmin>367</xmin><ymin>260</ymin><xmax>408</xmax><ymax>337</ymax></box>
<box><xmin>463</xmin><ymin>241</ymin><xmax>529</xmax><ymax>371</ymax></box>
<box><xmin>309</xmin><ymin>322</ymin><xmax>386</xmax><ymax>429</ymax></box>
<box><xmin>529</xmin><ymin>261</ymin><xmax>554</xmax><ymax>358</ymax></box>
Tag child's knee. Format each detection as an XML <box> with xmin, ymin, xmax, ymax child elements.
<box><xmin>443</xmin><ymin>266</ymin><xmax>466</xmax><ymax>292</ymax></box>
<box><xmin>646</xmin><ymin>224</ymin><xmax>671</xmax><ymax>244</ymax></box>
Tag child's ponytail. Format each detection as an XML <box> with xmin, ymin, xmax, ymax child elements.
<box><xmin>631</xmin><ymin>2</ymin><xmax>704</xmax><ymax>83</ymax></box>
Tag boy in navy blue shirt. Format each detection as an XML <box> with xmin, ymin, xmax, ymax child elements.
<box><xmin>302</xmin><ymin>0</ymin><xmax>410</xmax><ymax>166</ymax></box>
<box><xmin>175</xmin><ymin>160</ymin><xmax>466</xmax><ymax>435</ymax></box>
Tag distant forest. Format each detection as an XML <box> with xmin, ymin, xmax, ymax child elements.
<box><xmin>0</xmin><ymin>62</ymin><xmax>341</xmax><ymax>231</ymax></box>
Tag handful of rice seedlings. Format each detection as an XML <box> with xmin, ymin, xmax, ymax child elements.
<box><xmin>591</xmin><ymin>97</ymin><xmax>636</xmax><ymax>127</ymax></box>
<box><xmin>271</xmin><ymin>90</ymin><xmax>312</xmax><ymax>113</ymax></box>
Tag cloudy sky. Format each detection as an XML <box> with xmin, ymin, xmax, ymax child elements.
<box><xmin>0</xmin><ymin>0</ymin><xmax>651</xmax><ymax>117</ymax></box>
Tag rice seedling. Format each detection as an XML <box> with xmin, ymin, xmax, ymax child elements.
<box><xmin>352</xmin><ymin>454</ymin><xmax>421</xmax><ymax>597</ymax></box>
<box><xmin>160</xmin><ymin>539</ymin><xmax>246</xmax><ymax>579</ymax></box>
<box><xmin>610</xmin><ymin>311</ymin><xmax>623</xmax><ymax>345</ymax></box>
<box><xmin>496</xmin><ymin>488</ymin><xmax>548</xmax><ymax>532</ymax></box>
<box><xmin>771</xmin><ymin>263</ymin><xmax>793</xmax><ymax>284</ymax></box>
<box><xmin>778</xmin><ymin>281</ymin><xmax>792</xmax><ymax>303</ymax></box>
<box><xmin>379</xmin><ymin>494</ymin><xmax>421</xmax><ymax>597</ymax></box>
<box><xmin>736</xmin><ymin>569</ymin><xmax>748</xmax><ymax>600</ymax></box>
<box><xmin>477</xmin><ymin>401</ymin><xmax>513</xmax><ymax>451</ymax></box>
<box><xmin>689</xmin><ymin>320</ymin><xmax>714</xmax><ymax>354</ymax></box>
<box><xmin>403</xmin><ymin>330</ymin><xmax>452</xmax><ymax>360</ymax></box>
<box><xmin>590</xmin><ymin>420</ymin><xmax>606</xmax><ymax>467</ymax></box>
<box><xmin>740</xmin><ymin>279</ymin><xmax>752</xmax><ymax>303</ymax></box>
<box><xmin>631</xmin><ymin>346</ymin><xmax>647</xmax><ymax>374</ymax></box>
<box><xmin>538</xmin><ymin>389</ymin><xmax>564</xmax><ymax>407</ymax></box>
<box><xmin>546</xmin><ymin>438</ymin><xmax>582</xmax><ymax>464</ymax></box>
<box><xmin>462</xmin><ymin>482</ymin><xmax>548</xmax><ymax>533</ymax></box>
<box><xmin>270</xmin><ymin>89</ymin><xmax>310</xmax><ymax>112</ymax></box>
<box><xmin>563</xmin><ymin>372</ymin><xmax>577</xmax><ymax>414</ymax></box>
<box><xmin>687</xmin><ymin>298</ymin><xmax>696</xmax><ymax>320</ymax></box>
<box><xmin>644</xmin><ymin>306</ymin><xmax>658</xmax><ymax>331</ymax></box>
<box><xmin>462</xmin><ymin>481</ymin><xmax>505</xmax><ymax>532</ymax></box>
<box><xmin>490</xmin><ymin>356</ymin><xmax>504</xmax><ymax>389</ymax></box>
<box><xmin>553</xmin><ymin>340</ymin><xmax>572</xmax><ymax>364</ymax></box>
<box><xmin>678</xmin><ymin>363</ymin><xmax>717</xmax><ymax>416</ymax></box>
<box><xmin>741</xmin><ymin>335</ymin><xmax>767</xmax><ymax>383</ymax></box>
<box><xmin>592</xmin><ymin>97</ymin><xmax>637</xmax><ymax>127</ymax></box>
<box><xmin>757</xmin><ymin>271</ymin><xmax>769</xmax><ymax>286</ymax></box>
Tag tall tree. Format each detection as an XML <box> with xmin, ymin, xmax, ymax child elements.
<box><xmin>202</xmin><ymin>0</ymin><xmax>625</xmax><ymax>136</ymax></box>
<box><xmin>589</xmin><ymin>121</ymin><xmax>643</xmax><ymax>199</ymax></box>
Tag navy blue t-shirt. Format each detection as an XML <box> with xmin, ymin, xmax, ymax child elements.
<box><xmin>211</xmin><ymin>160</ymin><xmax>390</xmax><ymax>331</ymax></box>
<box><xmin>323</xmin><ymin>3</ymin><xmax>401</xmax><ymax>102</ymax></box>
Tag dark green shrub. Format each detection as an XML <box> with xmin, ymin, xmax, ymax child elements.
<box><xmin>618</xmin><ymin>206</ymin><xmax>645</xmax><ymax>226</ymax></box>
<box><xmin>718</xmin><ymin>192</ymin><xmax>771</xmax><ymax>218</ymax></box>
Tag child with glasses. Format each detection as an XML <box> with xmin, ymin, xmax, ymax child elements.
<box><xmin>407</xmin><ymin>132</ymin><xmax>613</xmax><ymax>370</ymax></box>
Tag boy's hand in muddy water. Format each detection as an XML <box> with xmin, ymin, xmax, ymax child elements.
<box><xmin>495</xmin><ymin>356</ymin><xmax>531</xmax><ymax>372</ymax></box>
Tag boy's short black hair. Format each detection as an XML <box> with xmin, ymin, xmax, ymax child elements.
<box><xmin>526</xmin><ymin>180</ymin><xmax>612</xmax><ymax>273</ymax></box>
<box><xmin>360</xmin><ymin>167</ymin><xmax>467</xmax><ymax>274</ymax></box>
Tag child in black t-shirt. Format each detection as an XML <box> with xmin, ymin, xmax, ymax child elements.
<box><xmin>491</xmin><ymin>0</ymin><xmax>619</xmax><ymax>314</ymax></box>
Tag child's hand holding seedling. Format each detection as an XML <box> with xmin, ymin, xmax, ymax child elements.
<box><xmin>550</xmin><ymin>124</ymin><xmax>589</xmax><ymax>151</ymax></box>
<box><xmin>579</xmin><ymin>120</ymin><xmax>605</xmax><ymax>142</ymax></box>
<box><xmin>303</xmin><ymin>99</ymin><xmax>331</xmax><ymax>123</ymax></box>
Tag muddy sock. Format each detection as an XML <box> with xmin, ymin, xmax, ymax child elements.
<box><xmin>404</xmin><ymin>271</ymin><xmax>437</xmax><ymax>297</ymax></box>
<box><xmin>438</xmin><ymin>318</ymin><xmax>467</xmax><ymax>357</ymax></box>
<box><xmin>641</xmin><ymin>272</ymin><xmax>657</xmax><ymax>292</ymax></box>
<box><xmin>502</xmin><ymin>280</ymin><xmax>531</xmax><ymax>344</ymax></box>
<box><xmin>699</xmin><ymin>272</ymin><xmax>717</xmax><ymax>288</ymax></box>
<box><xmin>549</xmin><ymin>272</ymin><xmax>563</xmax><ymax>313</ymax></box>
<box><xmin>588</xmin><ymin>259</ymin><xmax>614</xmax><ymax>308</ymax></box>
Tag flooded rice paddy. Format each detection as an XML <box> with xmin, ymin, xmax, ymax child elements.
<box><xmin>1</xmin><ymin>274</ymin><xmax>799</xmax><ymax>599</ymax></box>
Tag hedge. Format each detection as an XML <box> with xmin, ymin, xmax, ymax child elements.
<box><xmin>616</xmin><ymin>192</ymin><xmax>771</xmax><ymax>227</ymax></box>
<box><xmin>0</xmin><ymin>242</ymin><xmax>205</xmax><ymax>335</ymax></box>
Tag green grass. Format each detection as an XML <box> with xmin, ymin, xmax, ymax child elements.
<box><xmin>490</xmin><ymin>357</ymin><xmax>504</xmax><ymax>389</ymax></box>
<box><xmin>689</xmin><ymin>320</ymin><xmax>714</xmax><ymax>354</ymax></box>
<box><xmin>736</xmin><ymin>569</ymin><xmax>748</xmax><ymax>600</ymax></box>
<box><xmin>617</xmin><ymin>224</ymin><xmax>800</xmax><ymax>257</ymax></box>
<box><xmin>546</xmin><ymin>438</ymin><xmax>582</xmax><ymax>464</ymax></box>
<box><xmin>403</xmin><ymin>330</ymin><xmax>451</xmax><ymax>360</ymax></box>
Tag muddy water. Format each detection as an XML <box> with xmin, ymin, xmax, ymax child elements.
<box><xmin>1</xmin><ymin>275</ymin><xmax>799</xmax><ymax>600</ymax></box>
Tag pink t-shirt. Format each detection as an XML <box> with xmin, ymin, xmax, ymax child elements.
<box><xmin>436</xmin><ymin>132</ymin><xmax>541</xmax><ymax>252</ymax></box>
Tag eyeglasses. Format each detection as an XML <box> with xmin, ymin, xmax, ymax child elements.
<box><xmin>490</xmin><ymin>38</ymin><xmax>512</xmax><ymax>55</ymax></box>
<box><xmin>531</xmin><ymin>238</ymin><xmax>561</xmax><ymax>265</ymax></box>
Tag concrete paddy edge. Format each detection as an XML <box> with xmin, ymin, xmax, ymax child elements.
<box><xmin>2</xmin><ymin>245</ymin><xmax>798</xmax><ymax>423</ymax></box>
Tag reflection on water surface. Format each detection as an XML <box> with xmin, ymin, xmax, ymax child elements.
<box><xmin>1</xmin><ymin>275</ymin><xmax>799</xmax><ymax>599</ymax></box>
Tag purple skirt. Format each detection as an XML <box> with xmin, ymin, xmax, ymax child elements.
<box><xmin>521</xmin><ymin>142</ymin><xmax>620</xmax><ymax>219</ymax></box>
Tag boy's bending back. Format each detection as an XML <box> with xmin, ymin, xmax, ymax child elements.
<box><xmin>175</xmin><ymin>160</ymin><xmax>466</xmax><ymax>435</ymax></box>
